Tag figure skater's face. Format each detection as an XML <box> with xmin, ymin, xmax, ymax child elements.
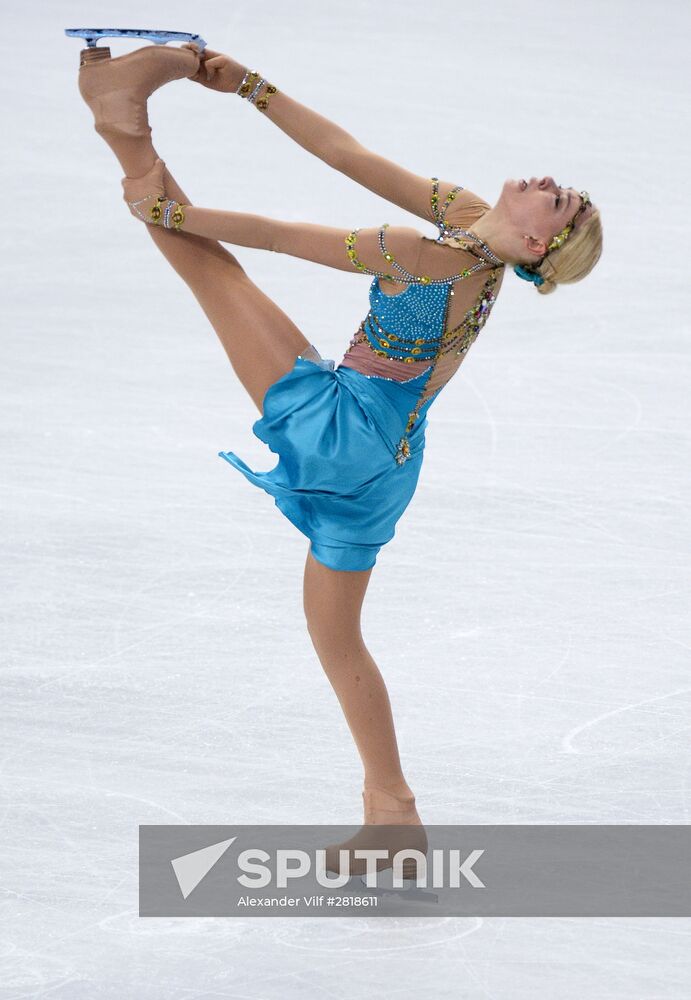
<box><xmin>499</xmin><ymin>177</ymin><xmax>595</xmax><ymax>248</ymax></box>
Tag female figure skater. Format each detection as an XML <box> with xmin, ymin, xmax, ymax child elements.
<box><xmin>72</xmin><ymin>36</ymin><xmax>603</xmax><ymax>878</ymax></box>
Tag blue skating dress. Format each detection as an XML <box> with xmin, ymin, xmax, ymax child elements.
<box><xmin>218</xmin><ymin>229</ymin><xmax>502</xmax><ymax>572</ymax></box>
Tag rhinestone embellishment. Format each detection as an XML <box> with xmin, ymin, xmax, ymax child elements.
<box><xmin>341</xmin><ymin>178</ymin><xmax>503</xmax><ymax>466</ymax></box>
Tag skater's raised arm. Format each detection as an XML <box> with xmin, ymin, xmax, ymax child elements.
<box><xmin>177</xmin><ymin>202</ymin><xmax>472</xmax><ymax>283</ymax></box>
<box><xmin>182</xmin><ymin>46</ymin><xmax>491</xmax><ymax>231</ymax></box>
<box><xmin>122</xmin><ymin>160</ymin><xmax>469</xmax><ymax>284</ymax></box>
<box><xmin>183</xmin><ymin>205</ymin><xmax>477</xmax><ymax>287</ymax></box>
<box><xmin>182</xmin><ymin>206</ymin><xmax>430</xmax><ymax>278</ymax></box>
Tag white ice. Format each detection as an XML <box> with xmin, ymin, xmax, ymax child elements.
<box><xmin>1</xmin><ymin>0</ymin><xmax>690</xmax><ymax>996</ymax></box>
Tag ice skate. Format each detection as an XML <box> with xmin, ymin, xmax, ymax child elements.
<box><xmin>65</xmin><ymin>28</ymin><xmax>207</xmax><ymax>52</ymax></box>
<box><xmin>321</xmin><ymin>787</ymin><xmax>429</xmax><ymax>887</ymax></box>
<box><xmin>74</xmin><ymin>38</ymin><xmax>201</xmax><ymax>140</ymax></box>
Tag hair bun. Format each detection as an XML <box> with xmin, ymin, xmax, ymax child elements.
<box><xmin>536</xmin><ymin>275</ymin><xmax>557</xmax><ymax>295</ymax></box>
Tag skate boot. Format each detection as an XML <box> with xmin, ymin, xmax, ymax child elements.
<box><xmin>75</xmin><ymin>40</ymin><xmax>201</xmax><ymax>140</ymax></box>
<box><xmin>321</xmin><ymin>786</ymin><xmax>428</xmax><ymax>887</ymax></box>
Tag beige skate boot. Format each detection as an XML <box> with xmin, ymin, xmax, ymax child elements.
<box><xmin>322</xmin><ymin>786</ymin><xmax>428</xmax><ymax>883</ymax></box>
<box><xmin>77</xmin><ymin>44</ymin><xmax>200</xmax><ymax>140</ymax></box>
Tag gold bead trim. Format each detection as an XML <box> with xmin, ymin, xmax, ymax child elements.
<box><xmin>236</xmin><ymin>69</ymin><xmax>278</xmax><ymax>111</ymax></box>
<box><xmin>430</xmin><ymin>177</ymin><xmax>463</xmax><ymax>227</ymax></box>
<box><xmin>345</xmin><ymin>228</ymin><xmax>398</xmax><ymax>281</ymax></box>
<box><xmin>345</xmin><ymin>225</ymin><xmax>481</xmax><ymax>286</ymax></box>
<box><xmin>149</xmin><ymin>196</ymin><xmax>164</xmax><ymax>222</ymax></box>
<box><xmin>363</xmin><ymin>314</ymin><xmax>440</xmax><ymax>362</ymax></box>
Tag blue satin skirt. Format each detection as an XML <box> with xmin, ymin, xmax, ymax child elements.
<box><xmin>218</xmin><ymin>351</ymin><xmax>430</xmax><ymax>571</ymax></box>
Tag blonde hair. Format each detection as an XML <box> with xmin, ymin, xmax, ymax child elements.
<box><xmin>438</xmin><ymin>207</ymin><xmax>603</xmax><ymax>296</ymax></box>
<box><xmin>529</xmin><ymin>207</ymin><xmax>603</xmax><ymax>296</ymax></box>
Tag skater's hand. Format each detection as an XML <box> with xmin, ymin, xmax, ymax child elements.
<box><xmin>181</xmin><ymin>44</ymin><xmax>248</xmax><ymax>94</ymax></box>
<box><xmin>122</xmin><ymin>158</ymin><xmax>168</xmax><ymax>225</ymax></box>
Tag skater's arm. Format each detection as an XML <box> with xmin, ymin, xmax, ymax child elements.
<box><xmin>252</xmin><ymin>92</ymin><xmax>492</xmax><ymax>231</ymax></box>
<box><xmin>257</xmin><ymin>89</ymin><xmax>444</xmax><ymax>221</ymax></box>
<box><xmin>122</xmin><ymin>160</ymin><xmax>467</xmax><ymax>279</ymax></box>
<box><xmin>182</xmin><ymin>46</ymin><xmax>491</xmax><ymax>229</ymax></box>
<box><xmin>180</xmin><ymin>204</ymin><xmax>469</xmax><ymax>282</ymax></box>
<box><xmin>180</xmin><ymin>204</ymin><xmax>421</xmax><ymax>274</ymax></box>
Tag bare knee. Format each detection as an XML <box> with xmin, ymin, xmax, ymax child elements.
<box><xmin>305</xmin><ymin>618</ymin><xmax>365</xmax><ymax>663</ymax></box>
<box><xmin>303</xmin><ymin>591</ymin><xmax>362</xmax><ymax>651</ymax></box>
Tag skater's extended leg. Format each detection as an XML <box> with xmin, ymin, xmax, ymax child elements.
<box><xmin>78</xmin><ymin>49</ymin><xmax>311</xmax><ymax>412</ymax></box>
<box><xmin>139</xmin><ymin>160</ymin><xmax>311</xmax><ymax>413</ymax></box>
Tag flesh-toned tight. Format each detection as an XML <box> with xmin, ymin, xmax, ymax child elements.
<box><xmin>92</xmin><ymin>122</ymin><xmax>420</xmax><ymax>822</ymax></box>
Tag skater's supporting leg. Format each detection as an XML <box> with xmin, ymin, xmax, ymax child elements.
<box><xmin>302</xmin><ymin>549</ymin><xmax>418</xmax><ymax>808</ymax></box>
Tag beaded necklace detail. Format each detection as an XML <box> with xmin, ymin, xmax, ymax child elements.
<box><xmin>344</xmin><ymin>224</ymin><xmax>490</xmax><ymax>287</ymax></box>
<box><xmin>437</xmin><ymin>226</ymin><xmax>505</xmax><ymax>267</ymax></box>
<box><xmin>430</xmin><ymin>175</ymin><xmax>504</xmax><ymax>267</ymax></box>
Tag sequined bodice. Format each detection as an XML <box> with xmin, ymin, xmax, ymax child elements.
<box><xmin>369</xmin><ymin>277</ymin><xmax>452</xmax><ymax>361</ymax></box>
<box><xmin>339</xmin><ymin>257</ymin><xmax>503</xmax><ymax>461</ymax></box>
<box><xmin>334</xmin><ymin>177</ymin><xmax>505</xmax><ymax>464</ymax></box>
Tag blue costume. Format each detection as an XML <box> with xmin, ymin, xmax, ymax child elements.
<box><xmin>219</xmin><ymin>231</ymin><xmax>503</xmax><ymax>571</ymax></box>
<box><xmin>219</xmin><ymin>352</ymin><xmax>428</xmax><ymax>572</ymax></box>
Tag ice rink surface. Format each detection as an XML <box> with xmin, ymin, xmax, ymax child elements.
<box><xmin>2</xmin><ymin>0</ymin><xmax>690</xmax><ymax>995</ymax></box>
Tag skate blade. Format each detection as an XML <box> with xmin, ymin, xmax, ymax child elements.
<box><xmin>358</xmin><ymin>869</ymin><xmax>418</xmax><ymax>890</ymax></box>
<box><xmin>357</xmin><ymin>871</ymin><xmax>439</xmax><ymax>902</ymax></box>
<box><xmin>65</xmin><ymin>28</ymin><xmax>207</xmax><ymax>51</ymax></box>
